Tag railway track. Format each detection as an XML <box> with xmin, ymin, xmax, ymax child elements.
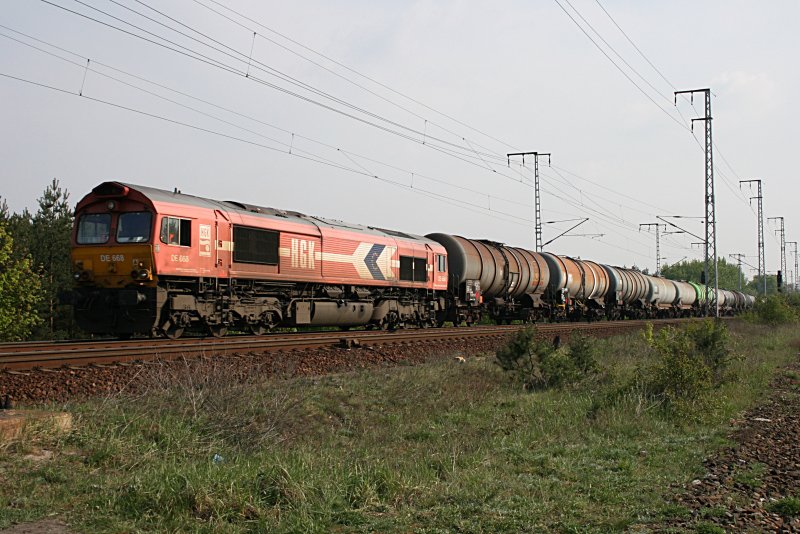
<box><xmin>0</xmin><ymin>318</ymin><xmax>716</xmax><ymax>372</ymax></box>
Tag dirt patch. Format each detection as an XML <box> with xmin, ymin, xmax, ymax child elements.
<box><xmin>0</xmin><ymin>519</ymin><xmax>71</xmax><ymax>534</ymax></box>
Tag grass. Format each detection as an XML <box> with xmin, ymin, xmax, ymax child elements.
<box><xmin>0</xmin><ymin>321</ymin><xmax>797</xmax><ymax>532</ymax></box>
<box><xmin>767</xmin><ymin>496</ymin><xmax>800</xmax><ymax>517</ymax></box>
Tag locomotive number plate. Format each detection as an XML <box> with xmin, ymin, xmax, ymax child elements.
<box><xmin>99</xmin><ymin>254</ymin><xmax>125</xmax><ymax>262</ymax></box>
<box><xmin>171</xmin><ymin>254</ymin><xmax>190</xmax><ymax>263</ymax></box>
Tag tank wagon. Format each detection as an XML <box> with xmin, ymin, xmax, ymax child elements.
<box><xmin>68</xmin><ymin>182</ymin><xmax>755</xmax><ymax>337</ymax></box>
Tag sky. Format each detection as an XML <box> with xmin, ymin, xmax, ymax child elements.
<box><xmin>1</xmin><ymin>0</ymin><xmax>798</xmax><ymax>282</ymax></box>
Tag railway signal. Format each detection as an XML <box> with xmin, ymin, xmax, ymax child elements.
<box><xmin>768</xmin><ymin>217</ymin><xmax>786</xmax><ymax>293</ymax></box>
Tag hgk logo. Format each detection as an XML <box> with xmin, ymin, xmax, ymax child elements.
<box><xmin>290</xmin><ymin>238</ymin><xmax>315</xmax><ymax>269</ymax></box>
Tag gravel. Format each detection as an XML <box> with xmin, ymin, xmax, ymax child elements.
<box><xmin>660</xmin><ymin>362</ymin><xmax>800</xmax><ymax>532</ymax></box>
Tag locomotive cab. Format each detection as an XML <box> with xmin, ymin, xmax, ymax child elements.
<box><xmin>70</xmin><ymin>183</ymin><xmax>161</xmax><ymax>336</ymax></box>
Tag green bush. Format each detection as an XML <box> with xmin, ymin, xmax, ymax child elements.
<box><xmin>495</xmin><ymin>327</ymin><xmax>598</xmax><ymax>390</ymax></box>
<box><xmin>750</xmin><ymin>295</ymin><xmax>798</xmax><ymax>325</ymax></box>
<box><xmin>631</xmin><ymin>320</ymin><xmax>733</xmax><ymax>415</ymax></box>
<box><xmin>685</xmin><ymin>319</ymin><xmax>735</xmax><ymax>381</ymax></box>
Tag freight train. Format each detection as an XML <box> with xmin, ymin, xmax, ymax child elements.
<box><xmin>67</xmin><ymin>182</ymin><xmax>754</xmax><ymax>338</ymax></box>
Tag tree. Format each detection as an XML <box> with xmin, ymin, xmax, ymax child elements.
<box><xmin>27</xmin><ymin>179</ymin><xmax>76</xmax><ymax>339</ymax></box>
<box><xmin>0</xmin><ymin>223</ymin><xmax>43</xmax><ymax>341</ymax></box>
<box><xmin>746</xmin><ymin>274</ymin><xmax>778</xmax><ymax>296</ymax></box>
<box><xmin>661</xmin><ymin>258</ymin><xmax>746</xmax><ymax>292</ymax></box>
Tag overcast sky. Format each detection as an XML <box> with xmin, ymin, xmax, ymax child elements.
<box><xmin>2</xmin><ymin>0</ymin><xmax>798</xmax><ymax>281</ymax></box>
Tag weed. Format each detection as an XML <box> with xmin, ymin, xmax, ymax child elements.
<box><xmin>733</xmin><ymin>462</ymin><xmax>766</xmax><ymax>489</ymax></box>
<box><xmin>695</xmin><ymin>522</ymin><xmax>725</xmax><ymax>534</ymax></box>
<box><xmin>767</xmin><ymin>496</ymin><xmax>800</xmax><ymax>517</ymax></box>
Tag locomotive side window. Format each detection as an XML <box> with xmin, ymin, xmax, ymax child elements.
<box><xmin>77</xmin><ymin>213</ymin><xmax>111</xmax><ymax>244</ymax></box>
<box><xmin>160</xmin><ymin>217</ymin><xmax>192</xmax><ymax>247</ymax></box>
<box><xmin>400</xmin><ymin>256</ymin><xmax>428</xmax><ymax>282</ymax></box>
<box><xmin>232</xmin><ymin>225</ymin><xmax>278</xmax><ymax>265</ymax></box>
<box><xmin>413</xmin><ymin>258</ymin><xmax>427</xmax><ymax>282</ymax></box>
<box><xmin>399</xmin><ymin>256</ymin><xmax>413</xmax><ymax>281</ymax></box>
<box><xmin>437</xmin><ymin>254</ymin><xmax>447</xmax><ymax>272</ymax></box>
<box><xmin>117</xmin><ymin>212</ymin><xmax>152</xmax><ymax>243</ymax></box>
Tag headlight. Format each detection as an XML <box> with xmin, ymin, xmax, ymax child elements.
<box><xmin>73</xmin><ymin>272</ymin><xmax>81</xmax><ymax>281</ymax></box>
<box><xmin>137</xmin><ymin>269</ymin><xmax>150</xmax><ymax>280</ymax></box>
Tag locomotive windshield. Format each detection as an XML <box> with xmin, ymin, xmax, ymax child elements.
<box><xmin>76</xmin><ymin>213</ymin><xmax>111</xmax><ymax>244</ymax></box>
<box><xmin>117</xmin><ymin>212</ymin><xmax>152</xmax><ymax>243</ymax></box>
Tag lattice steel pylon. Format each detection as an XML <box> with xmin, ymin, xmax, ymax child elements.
<box><xmin>729</xmin><ymin>253</ymin><xmax>745</xmax><ymax>291</ymax></box>
<box><xmin>639</xmin><ymin>223</ymin><xmax>665</xmax><ymax>276</ymax></box>
<box><xmin>740</xmin><ymin>179</ymin><xmax>765</xmax><ymax>294</ymax></box>
<box><xmin>676</xmin><ymin>88</ymin><xmax>717</xmax><ymax>317</ymax></box>
<box><xmin>507</xmin><ymin>151</ymin><xmax>550</xmax><ymax>252</ymax></box>
<box><xmin>789</xmin><ymin>242</ymin><xmax>799</xmax><ymax>292</ymax></box>
<box><xmin>769</xmin><ymin>216</ymin><xmax>786</xmax><ymax>292</ymax></box>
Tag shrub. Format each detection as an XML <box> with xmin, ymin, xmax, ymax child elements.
<box><xmin>495</xmin><ymin>327</ymin><xmax>598</xmax><ymax>390</ymax></box>
<box><xmin>629</xmin><ymin>320</ymin><xmax>732</xmax><ymax>416</ymax></box>
<box><xmin>685</xmin><ymin>319</ymin><xmax>735</xmax><ymax>381</ymax></box>
<box><xmin>750</xmin><ymin>295</ymin><xmax>798</xmax><ymax>325</ymax></box>
<box><xmin>642</xmin><ymin>324</ymin><xmax>713</xmax><ymax>411</ymax></box>
<box><xmin>567</xmin><ymin>333</ymin><xmax>599</xmax><ymax>374</ymax></box>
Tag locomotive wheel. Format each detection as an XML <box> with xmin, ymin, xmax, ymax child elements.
<box><xmin>209</xmin><ymin>325</ymin><xmax>228</xmax><ymax>338</ymax></box>
<box><xmin>164</xmin><ymin>325</ymin><xmax>184</xmax><ymax>340</ymax></box>
<box><xmin>250</xmin><ymin>324</ymin><xmax>268</xmax><ymax>336</ymax></box>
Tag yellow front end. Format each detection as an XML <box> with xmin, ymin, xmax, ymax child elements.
<box><xmin>71</xmin><ymin>245</ymin><xmax>157</xmax><ymax>289</ymax></box>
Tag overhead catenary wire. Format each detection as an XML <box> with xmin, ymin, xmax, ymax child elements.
<box><xmin>0</xmin><ymin>68</ymin><xmax>538</xmax><ymax>228</ymax></box>
<box><xmin>39</xmin><ymin>1</ymin><xmax>717</xmax><ymax>251</ymax></box>
<box><xmin>190</xmin><ymin>0</ymin><xmax>522</xmax><ymax>153</ymax></box>
<box><xmin>40</xmin><ymin>0</ymin><xmax>526</xmax><ymax>180</ymax></box>
<box><xmin>6</xmin><ymin>3</ymin><xmax>755</xmax><ymax>264</ymax></box>
<box><xmin>562</xmin><ymin>0</ymin><xmax>756</xmax><ymax>213</ymax></box>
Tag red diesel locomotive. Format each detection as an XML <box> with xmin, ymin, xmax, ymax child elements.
<box><xmin>70</xmin><ymin>182</ymin><xmax>457</xmax><ymax>338</ymax></box>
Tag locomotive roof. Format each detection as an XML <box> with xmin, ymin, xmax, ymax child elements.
<box><xmin>114</xmin><ymin>182</ymin><xmax>437</xmax><ymax>244</ymax></box>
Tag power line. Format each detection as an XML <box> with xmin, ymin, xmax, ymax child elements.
<box><xmin>40</xmin><ymin>0</ymin><xmax>521</xmax><ymax>178</ymax></box>
<box><xmin>592</xmin><ymin>0</ymin><xmax>675</xmax><ymax>90</ymax></box>
<box><xmin>0</xmin><ymin>69</ymin><xmax>537</xmax><ymax>227</ymax></box>
<box><xmin>552</xmin><ymin>0</ymin><xmax>690</xmax><ymax>132</ymax></box>
<box><xmin>191</xmin><ymin>0</ymin><xmax>521</xmax><ymax>152</ymax></box>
